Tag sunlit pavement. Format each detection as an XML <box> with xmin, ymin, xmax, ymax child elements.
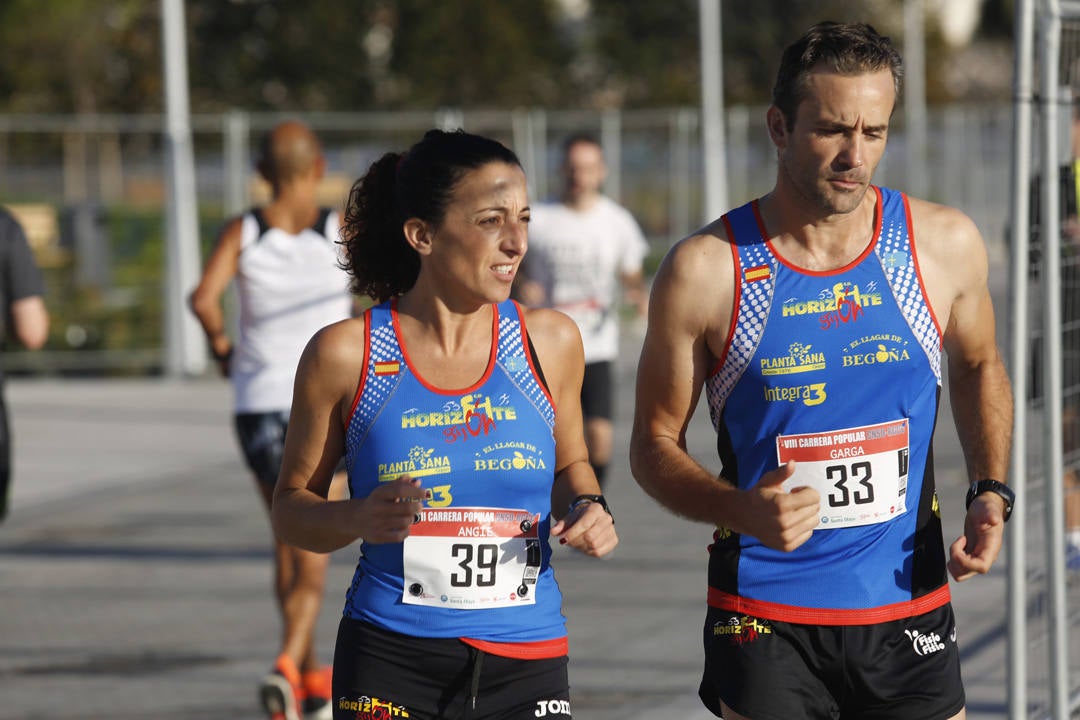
<box><xmin>0</xmin><ymin>307</ymin><xmax>1008</xmax><ymax>718</ymax></box>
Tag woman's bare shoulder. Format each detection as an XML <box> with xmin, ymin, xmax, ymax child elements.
<box><xmin>299</xmin><ymin>316</ymin><xmax>368</xmax><ymax>383</ymax></box>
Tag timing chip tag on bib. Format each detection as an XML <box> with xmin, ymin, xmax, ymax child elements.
<box><xmin>402</xmin><ymin>507</ymin><xmax>542</xmax><ymax>609</ymax></box>
<box><xmin>776</xmin><ymin>418</ymin><xmax>910</xmax><ymax>530</ymax></box>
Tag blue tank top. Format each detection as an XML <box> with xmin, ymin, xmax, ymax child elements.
<box><xmin>704</xmin><ymin>187</ymin><xmax>950</xmax><ymax>625</ymax></box>
<box><xmin>342</xmin><ymin>298</ymin><xmax>566</xmax><ymax>642</ymax></box>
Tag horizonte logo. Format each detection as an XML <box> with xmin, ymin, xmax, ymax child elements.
<box><xmin>401</xmin><ymin>393</ymin><xmax>517</xmax><ymax>430</ymax></box>
<box><xmin>782</xmin><ymin>282</ymin><xmax>883</xmax><ymax>330</ymax></box>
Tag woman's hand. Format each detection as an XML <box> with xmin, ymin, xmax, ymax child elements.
<box><xmin>356</xmin><ymin>476</ymin><xmax>428</xmax><ymax>544</ymax></box>
<box><xmin>550</xmin><ymin>500</ymin><xmax>618</xmax><ymax>557</ymax></box>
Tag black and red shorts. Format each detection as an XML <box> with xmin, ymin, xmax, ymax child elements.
<box><xmin>332</xmin><ymin>617</ymin><xmax>571</xmax><ymax>720</ymax></box>
<box><xmin>699</xmin><ymin>603</ymin><xmax>965</xmax><ymax>720</ymax></box>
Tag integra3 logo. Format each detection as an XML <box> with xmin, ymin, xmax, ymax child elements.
<box><xmin>763</xmin><ymin>382</ymin><xmax>826</xmax><ymax>406</ymax></box>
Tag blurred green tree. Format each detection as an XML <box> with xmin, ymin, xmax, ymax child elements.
<box><xmin>0</xmin><ymin>0</ymin><xmax>1009</xmax><ymax>114</ymax></box>
<box><xmin>184</xmin><ymin>0</ymin><xmax>377</xmax><ymax>112</ymax></box>
<box><xmin>588</xmin><ymin>0</ymin><xmax>700</xmax><ymax>107</ymax></box>
<box><xmin>0</xmin><ymin>0</ymin><xmax>159</xmax><ymax>113</ymax></box>
<box><xmin>387</xmin><ymin>0</ymin><xmax>571</xmax><ymax>108</ymax></box>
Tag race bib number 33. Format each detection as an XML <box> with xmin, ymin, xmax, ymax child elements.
<box><xmin>402</xmin><ymin>507</ymin><xmax>542</xmax><ymax>609</ymax></box>
<box><xmin>776</xmin><ymin>419</ymin><xmax>910</xmax><ymax>529</ymax></box>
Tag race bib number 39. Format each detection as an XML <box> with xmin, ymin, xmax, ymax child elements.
<box><xmin>402</xmin><ymin>507</ymin><xmax>541</xmax><ymax>609</ymax></box>
<box><xmin>776</xmin><ymin>419</ymin><xmax>910</xmax><ymax>530</ymax></box>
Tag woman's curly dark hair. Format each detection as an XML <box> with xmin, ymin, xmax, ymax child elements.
<box><xmin>339</xmin><ymin>128</ymin><xmax>521</xmax><ymax>303</ymax></box>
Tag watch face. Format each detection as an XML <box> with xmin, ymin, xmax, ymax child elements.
<box><xmin>571</xmin><ymin>494</ymin><xmax>612</xmax><ymax>520</ymax></box>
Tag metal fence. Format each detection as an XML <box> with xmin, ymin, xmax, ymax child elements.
<box><xmin>1006</xmin><ymin>1</ymin><xmax>1080</xmax><ymax>717</ymax></box>
<box><xmin>0</xmin><ymin>105</ymin><xmax>1011</xmax><ymax>375</ymax></box>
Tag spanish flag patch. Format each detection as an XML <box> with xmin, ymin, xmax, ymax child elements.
<box><xmin>744</xmin><ymin>265</ymin><xmax>772</xmax><ymax>283</ymax></box>
<box><xmin>374</xmin><ymin>361</ymin><xmax>400</xmax><ymax>376</ymax></box>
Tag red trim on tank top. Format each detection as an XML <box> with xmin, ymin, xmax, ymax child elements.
<box><xmin>513</xmin><ymin>300</ymin><xmax>556</xmax><ymax>412</ymax></box>
<box><xmin>707</xmin><ymin>213</ymin><xmax>742</xmax><ymax>378</ymax></box>
<box><xmin>902</xmin><ymin>192</ymin><xmax>944</xmax><ymax>342</ymax></box>
<box><xmin>460</xmin><ymin>635</ymin><xmax>568</xmax><ymax>660</ymax></box>
<box><xmin>391</xmin><ymin>297</ymin><xmax>498</xmax><ymax>396</ymax></box>
<box><xmin>706</xmin><ymin>584</ymin><xmax>951</xmax><ymax>626</ymax></box>
<box><xmin>753</xmin><ymin>188</ymin><xmax>883</xmax><ymax>277</ymax></box>
<box><xmin>343</xmin><ymin>308</ymin><xmax>372</xmax><ymax>433</ymax></box>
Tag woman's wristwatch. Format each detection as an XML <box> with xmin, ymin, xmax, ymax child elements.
<box><xmin>569</xmin><ymin>494</ymin><xmax>613</xmax><ymax>522</ymax></box>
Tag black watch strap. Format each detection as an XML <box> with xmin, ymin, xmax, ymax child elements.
<box><xmin>569</xmin><ymin>494</ymin><xmax>613</xmax><ymax>522</ymax></box>
<box><xmin>966</xmin><ymin>479</ymin><xmax>1014</xmax><ymax>522</ymax></box>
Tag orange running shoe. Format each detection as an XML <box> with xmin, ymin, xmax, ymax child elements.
<box><xmin>258</xmin><ymin>653</ymin><xmax>302</xmax><ymax>720</ymax></box>
<box><xmin>301</xmin><ymin>665</ymin><xmax>333</xmax><ymax>720</ymax></box>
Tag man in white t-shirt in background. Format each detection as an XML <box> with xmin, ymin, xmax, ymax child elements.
<box><xmin>517</xmin><ymin>132</ymin><xmax>649</xmax><ymax>488</ymax></box>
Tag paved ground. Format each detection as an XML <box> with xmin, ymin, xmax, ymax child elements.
<box><xmin>0</xmin><ymin>323</ymin><xmax>1015</xmax><ymax>719</ymax></box>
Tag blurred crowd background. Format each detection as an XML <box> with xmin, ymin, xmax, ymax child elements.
<box><xmin>0</xmin><ymin>0</ymin><xmax>1014</xmax><ymax>375</ymax></box>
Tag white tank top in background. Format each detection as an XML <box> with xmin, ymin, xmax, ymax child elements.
<box><xmin>526</xmin><ymin>195</ymin><xmax>647</xmax><ymax>363</ymax></box>
<box><xmin>231</xmin><ymin>208</ymin><xmax>353</xmax><ymax>413</ymax></box>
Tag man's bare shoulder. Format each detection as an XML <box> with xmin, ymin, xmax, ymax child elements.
<box><xmin>905</xmin><ymin>197</ymin><xmax>990</xmax><ymax>324</ymax></box>
<box><xmin>906</xmin><ymin>196</ymin><xmax>985</xmax><ymax>260</ymax></box>
<box><xmin>658</xmin><ymin>220</ymin><xmax>734</xmax><ymax>284</ymax></box>
<box><xmin>649</xmin><ymin>220</ymin><xmax>735</xmax><ymax>338</ymax></box>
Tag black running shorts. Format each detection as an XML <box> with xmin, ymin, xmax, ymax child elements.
<box><xmin>332</xmin><ymin>617</ymin><xmax>571</xmax><ymax>720</ymax></box>
<box><xmin>235</xmin><ymin>410</ymin><xmax>345</xmax><ymax>488</ymax></box>
<box><xmin>581</xmin><ymin>361</ymin><xmax>614</xmax><ymax>421</ymax></box>
<box><xmin>698</xmin><ymin>603</ymin><xmax>965</xmax><ymax>720</ymax></box>
<box><xmin>234</xmin><ymin>411</ymin><xmax>290</xmax><ymax>487</ymax></box>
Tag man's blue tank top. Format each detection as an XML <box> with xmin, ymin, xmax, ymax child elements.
<box><xmin>704</xmin><ymin>186</ymin><xmax>951</xmax><ymax>625</ymax></box>
<box><xmin>342</xmin><ymin>298</ymin><xmax>566</xmax><ymax>642</ymax></box>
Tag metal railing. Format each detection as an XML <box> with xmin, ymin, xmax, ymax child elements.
<box><xmin>0</xmin><ymin>105</ymin><xmax>1012</xmax><ymax>375</ymax></box>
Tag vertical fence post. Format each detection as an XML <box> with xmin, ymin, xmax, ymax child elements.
<box><xmin>1006</xmin><ymin>0</ymin><xmax>1035</xmax><ymax>715</ymax></box>
<box><xmin>600</xmin><ymin>110</ymin><xmax>622</xmax><ymax>203</ymax></box>
<box><xmin>1037</xmin><ymin>2</ymin><xmax>1071</xmax><ymax>716</ymax></box>
<box><xmin>223</xmin><ymin>109</ymin><xmax>249</xmax><ymax>218</ymax></box>
<box><xmin>161</xmin><ymin>0</ymin><xmax>206</xmax><ymax>377</ymax></box>
<box><xmin>669</xmin><ymin>108</ymin><xmax>694</xmax><ymax>244</ymax></box>
<box><xmin>904</xmin><ymin>0</ymin><xmax>928</xmax><ymax>199</ymax></box>
<box><xmin>699</xmin><ymin>0</ymin><xmax>728</xmax><ymax>221</ymax></box>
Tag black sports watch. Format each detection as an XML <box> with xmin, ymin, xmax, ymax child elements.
<box><xmin>569</xmin><ymin>494</ymin><xmax>613</xmax><ymax>522</ymax></box>
<box><xmin>965</xmin><ymin>479</ymin><xmax>1014</xmax><ymax>522</ymax></box>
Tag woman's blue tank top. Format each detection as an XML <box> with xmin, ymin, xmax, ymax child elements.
<box><xmin>342</xmin><ymin>298</ymin><xmax>566</xmax><ymax>641</ymax></box>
